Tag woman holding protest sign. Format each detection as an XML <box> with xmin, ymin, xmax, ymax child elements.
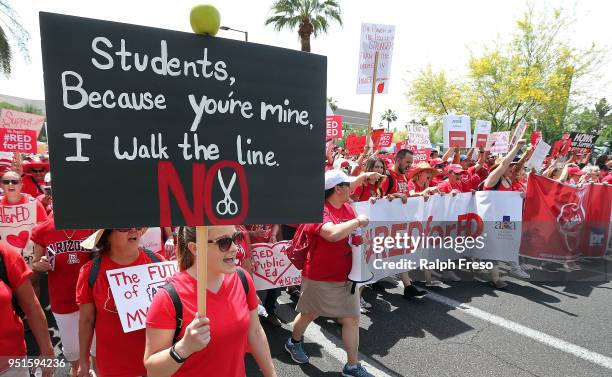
<box><xmin>0</xmin><ymin>243</ymin><xmax>55</xmax><ymax>377</ymax></box>
<box><xmin>76</xmin><ymin>228</ymin><xmax>165</xmax><ymax>377</ymax></box>
<box><xmin>285</xmin><ymin>169</ymin><xmax>381</xmax><ymax>377</ymax></box>
<box><xmin>144</xmin><ymin>225</ymin><xmax>276</xmax><ymax>377</ymax></box>
<box><xmin>31</xmin><ymin>215</ymin><xmax>94</xmax><ymax>377</ymax></box>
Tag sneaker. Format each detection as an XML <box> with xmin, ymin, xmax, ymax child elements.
<box><xmin>360</xmin><ymin>297</ymin><xmax>372</xmax><ymax>309</ymax></box>
<box><xmin>342</xmin><ymin>362</ymin><xmax>374</xmax><ymax>377</ymax></box>
<box><xmin>425</xmin><ymin>280</ymin><xmax>443</xmax><ymax>288</ymax></box>
<box><xmin>285</xmin><ymin>338</ymin><xmax>309</xmax><ymax>364</ymax></box>
<box><xmin>403</xmin><ymin>285</ymin><xmax>427</xmax><ymax>298</ymax></box>
<box><xmin>370</xmin><ymin>281</ymin><xmax>386</xmax><ymax>292</ymax></box>
<box><xmin>564</xmin><ymin>261</ymin><xmax>582</xmax><ymax>271</ymax></box>
<box><xmin>509</xmin><ymin>267</ymin><xmax>530</xmax><ymax>279</ymax></box>
<box><xmin>264</xmin><ymin>313</ymin><xmax>283</xmax><ymax>327</ymax></box>
<box><xmin>287</xmin><ymin>286</ymin><xmax>301</xmax><ymax>298</ymax></box>
<box><xmin>490</xmin><ymin>280</ymin><xmax>508</xmax><ymax>289</ymax></box>
<box><xmin>360</xmin><ymin>306</ymin><xmax>367</xmax><ymax>314</ymax></box>
<box><xmin>257</xmin><ymin>304</ymin><xmax>268</xmax><ymax>317</ymax></box>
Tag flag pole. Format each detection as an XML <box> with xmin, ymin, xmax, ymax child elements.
<box><xmin>366</xmin><ymin>51</ymin><xmax>380</xmax><ymax>146</ymax></box>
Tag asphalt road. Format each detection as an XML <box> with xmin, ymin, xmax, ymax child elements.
<box><xmin>28</xmin><ymin>258</ymin><xmax>612</xmax><ymax>377</ymax></box>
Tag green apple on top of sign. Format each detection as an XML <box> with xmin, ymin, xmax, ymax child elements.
<box><xmin>190</xmin><ymin>4</ymin><xmax>221</xmax><ymax>35</ymax></box>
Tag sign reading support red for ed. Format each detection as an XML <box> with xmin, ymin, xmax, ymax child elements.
<box><xmin>107</xmin><ymin>261</ymin><xmax>178</xmax><ymax>332</ymax></box>
<box><xmin>326</xmin><ymin>115</ymin><xmax>342</xmax><ymax>139</ymax></box>
<box><xmin>40</xmin><ymin>13</ymin><xmax>326</xmax><ymax>229</ymax></box>
<box><xmin>0</xmin><ymin>128</ymin><xmax>37</xmax><ymax>153</ymax></box>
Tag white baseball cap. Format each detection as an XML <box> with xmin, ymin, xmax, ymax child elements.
<box><xmin>324</xmin><ymin>169</ymin><xmax>357</xmax><ymax>190</ymax></box>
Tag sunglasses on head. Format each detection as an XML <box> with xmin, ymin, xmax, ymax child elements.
<box><xmin>2</xmin><ymin>179</ymin><xmax>20</xmax><ymax>185</ymax></box>
<box><xmin>115</xmin><ymin>227</ymin><xmax>144</xmax><ymax>232</ymax></box>
<box><xmin>208</xmin><ymin>232</ymin><xmax>243</xmax><ymax>252</ymax></box>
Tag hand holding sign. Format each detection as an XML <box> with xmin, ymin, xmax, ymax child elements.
<box><xmin>175</xmin><ymin>314</ymin><xmax>211</xmax><ymax>358</ymax></box>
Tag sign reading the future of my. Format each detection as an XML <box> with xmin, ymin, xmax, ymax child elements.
<box><xmin>40</xmin><ymin>13</ymin><xmax>327</xmax><ymax>229</ymax></box>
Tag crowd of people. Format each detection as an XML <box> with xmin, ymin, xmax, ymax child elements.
<box><xmin>0</xmin><ymin>138</ymin><xmax>611</xmax><ymax>377</ymax></box>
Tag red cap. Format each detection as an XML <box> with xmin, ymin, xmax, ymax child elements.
<box><xmin>568</xmin><ymin>167</ymin><xmax>584</xmax><ymax>176</ymax></box>
<box><xmin>430</xmin><ymin>158</ymin><xmax>444</xmax><ymax>167</ymax></box>
<box><xmin>445</xmin><ymin>164</ymin><xmax>465</xmax><ymax>175</ymax></box>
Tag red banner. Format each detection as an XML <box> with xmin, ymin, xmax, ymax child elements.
<box><xmin>326</xmin><ymin>115</ymin><xmax>342</xmax><ymax>139</ymax></box>
<box><xmin>520</xmin><ymin>175</ymin><xmax>612</xmax><ymax>261</ymax></box>
<box><xmin>449</xmin><ymin>130</ymin><xmax>468</xmax><ymax>147</ymax></box>
<box><xmin>378</xmin><ymin>132</ymin><xmax>393</xmax><ymax>148</ymax></box>
<box><xmin>345</xmin><ymin>134</ymin><xmax>366</xmax><ymax>156</ymax></box>
<box><xmin>0</xmin><ymin>128</ymin><xmax>37</xmax><ymax>153</ymax></box>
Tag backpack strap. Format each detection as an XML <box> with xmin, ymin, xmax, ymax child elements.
<box><xmin>385</xmin><ymin>173</ymin><xmax>395</xmax><ymax>196</ymax></box>
<box><xmin>88</xmin><ymin>254</ymin><xmax>102</xmax><ymax>289</ymax></box>
<box><xmin>143</xmin><ymin>248</ymin><xmax>161</xmax><ymax>263</ymax></box>
<box><xmin>160</xmin><ymin>283</ymin><xmax>183</xmax><ymax>344</ymax></box>
<box><xmin>236</xmin><ymin>267</ymin><xmax>249</xmax><ymax>296</ymax></box>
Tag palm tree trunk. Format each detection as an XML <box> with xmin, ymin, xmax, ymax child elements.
<box><xmin>298</xmin><ymin>17</ymin><xmax>313</xmax><ymax>52</ymax></box>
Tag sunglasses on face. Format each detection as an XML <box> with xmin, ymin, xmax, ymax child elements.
<box><xmin>31</xmin><ymin>169</ymin><xmax>45</xmax><ymax>173</ymax></box>
<box><xmin>2</xmin><ymin>179</ymin><xmax>21</xmax><ymax>185</ymax></box>
<box><xmin>208</xmin><ymin>232</ymin><xmax>243</xmax><ymax>252</ymax></box>
<box><xmin>115</xmin><ymin>227</ymin><xmax>144</xmax><ymax>232</ymax></box>
<box><xmin>337</xmin><ymin>182</ymin><xmax>350</xmax><ymax>188</ymax></box>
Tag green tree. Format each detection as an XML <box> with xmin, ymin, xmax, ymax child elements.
<box><xmin>407</xmin><ymin>65</ymin><xmax>464</xmax><ymax>116</ymax></box>
<box><xmin>380</xmin><ymin>108</ymin><xmax>397</xmax><ymax>131</ymax></box>
<box><xmin>327</xmin><ymin>96</ymin><xmax>338</xmax><ymax>112</ymax></box>
<box><xmin>264</xmin><ymin>0</ymin><xmax>342</xmax><ymax>52</ymax></box>
<box><xmin>567</xmin><ymin>98</ymin><xmax>612</xmax><ymax>146</ymax></box>
<box><xmin>0</xmin><ymin>0</ymin><xmax>30</xmax><ymax>76</ymax></box>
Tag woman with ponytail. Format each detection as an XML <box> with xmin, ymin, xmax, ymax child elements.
<box><xmin>144</xmin><ymin>226</ymin><xmax>276</xmax><ymax>377</ymax></box>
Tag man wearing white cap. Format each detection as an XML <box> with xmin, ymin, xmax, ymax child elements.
<box><xmin>285</xmin><ymin>169</ymin><xmax>381</xmax><ymax>377</ymax></box>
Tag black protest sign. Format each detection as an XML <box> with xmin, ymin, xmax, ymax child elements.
<box><xmin>569</xmin><ymin>132</ymin><xmax>598</xmax><ymax>149</ymax></box>
<box><xmin>40</xmin><ymin>13</ymin><xmax>326</xmax><ymax>229</ymax></box>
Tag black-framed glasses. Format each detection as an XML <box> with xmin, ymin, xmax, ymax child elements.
<box><xmin>115</xmin><ymin>227</ymin><xmax>144</xmax><ymax>232</ymax></box>
<box><xmin>208</xmin><ymin>232</ymin><xmax>243</xmax><ymax>252</ymax></box>
<box><xmin>2</xmin><ymin>179</ymin><xmax>20</xmax><ymax>185</ymax></box>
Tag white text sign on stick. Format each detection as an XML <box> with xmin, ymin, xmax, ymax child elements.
<box><xmin>525</xmin><ymin>140</ymin><xmax>551</xmax><ymax>173</ymax></box>
<box><xmin>107</xmin><ymin>261</ymin><xmax>178</xmax><ymax>332</ymax></box>
<box><xmin>356</xmin><ymin>23</ymin><xmax>395</xmax><ymax>94</ymax></box>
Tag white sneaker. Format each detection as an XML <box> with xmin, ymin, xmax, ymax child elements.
<box><xmin>360</xmin><ymin>297</ymin><xmax>372</xmax><ymax>309</ymax></box>
<box><xmin>257</xmin><ymin>304</ymin><xmax>268</xmax><ymax>317</ymax></box>
<box><xmin>510</xmin><ymin>267</ymin><xmax>530</xmax><ymax>279</ymax></box>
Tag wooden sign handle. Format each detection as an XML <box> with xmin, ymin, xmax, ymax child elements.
<box><xmin>196</xmin><ymin>226</ymin><xmax>208</xmax><ymax>315</ymax></box>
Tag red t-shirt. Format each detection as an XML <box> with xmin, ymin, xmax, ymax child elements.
<box><xmin>601</xmin><ymin>174</ymin><xmax>612</xmax><ymax>184</ymax></box>
<box><xmin>462</xmin><ymin>169</ymin><xmax>482</xmax><ymax>190</ymax></box>
<box><xmin>20</xmin><ymin>174</ymin><xmax>44</xmax><ymax>197</ymax></box>
<box><xmin>387</xmin><ymin>170</ymin><xmax>410</xmax><ymax>195</ymax></box>
<box><xmin>407</xmin><ymin>180</ymin><xmax>428</xmax><ymax>194</ymax></box>
<box><xmin>0</xmin><ymin>244</ymin><xmax>31</xmax><ymax>370</ymax></box>
<box><xmin>301</xmin><ymin>201</ymin><xmax>355</xmax><ymax>282</ymax></box>
<box><xmin>438</xmin><ymin>179</ymin><xmax>471</xmax><ymax>193</ymax></box>
<box><xmin>483</xmin><ymin>178</ymin><xmax>522</xmax><ymax>191</ymax></box>
<box><xmin>36</xmin><ymin>194</ymin><xmax>53</xmax><ymax>214</ymax></box>
<box><xmin>351</xmin><ymin>183</ymin><xmax>380</xmax><ymax>202</ymax></box>
<box><xmin>76</xmin><ymin>249</ymin><xmax>165</xmax><ymax>377</ymax></box>
<box><xmin>146</xmin><ymin>270</ymin><xmax>258</xmax><ymax>377</ymax></box>
<box><xmin>31</xmin><ymin>216</ymin><xmax>94</xmax><ymax>314</ymax></box>
<box><xmin>0</xmin><ymin>194</ymin><xmax>48</xmax><ymax>223</ymax></box>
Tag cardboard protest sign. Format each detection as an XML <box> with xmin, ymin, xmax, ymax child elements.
<box><xmin>0</xmin><ymin>128</ymin><xmax>37</xmax><ymax>153</ymax></box>
<box><xmin>406</xmin><ymin>145</ymin><xmax>430</xmax><ymax>162</ymax></box>
<box><xmin>356</xmin><ymin>23</ymin><xmax>395</xmax><ymax>94</ymax></box>
<box><xmin>0</xmin><ymin>109</ymin><xmax>45</xmax><ymax>135</ymax></box>
<box><xmin>326</xmin><ymin>115</ymin><xmax>342</xmax><ymax>139</ymax></box>
<box><xmin>0</xmin><ymin>198</ymin><xmax>38</xmax><ymax>266</ymax></box>
<box><xmin>251</xmin><ymin>241</ymin><xmax>301</xmax><ymax>290</ymax></box>
<box><xmin>569</xmin><ymin>132</ymin><xmax>598</xmax><ymax>149</ymax></box>
<box><xmin>442</xmin><ymin>115</ymin><xmax>471</xmax><ymax>148</ymax></box>
<box><xmin>473</xmin><ymin>120</ymin><xmax>491</xmax><ymax>148</ymax></box>
<box><xmin>371</xmin><ymin>129</ymin><xmax>384</xmax><ymax>148</ymax></box>
<box><xmin>345</xmin><ymin>134</ymin><xmax>367</xmax><ymax>155</ymax></box>
<box><xmin>40</xmin><ymin>13</ymin><xmax>326</xmax><ymax>229</ymax></box>
<box><xmin>107</xmin><ymin>261</ymin><xmax>178</xmax><ymax>332</ymax></box>
<box><xmin>406</xmin><ymin>124</ymin><xmax>431</xmax><ymax>149</ymax></box>
<box><xmin>486</xmin><ymin>132</ymin><xmax>510</xmax><ymax>154</ymax></box>
<box><xmin>525</xmin><ymin>140</ymin><xmax>551</xmax><ymax>172</ymax></box>
<box><xmin>509</xmin><ymin>119</ymin><xmax>527</xmax><ymax>148</ymax></box>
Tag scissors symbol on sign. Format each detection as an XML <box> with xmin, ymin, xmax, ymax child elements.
<box><xmin>216</xmin><ymin>170</ymin><xmax>238</xmax><ymax>216</ymax></box>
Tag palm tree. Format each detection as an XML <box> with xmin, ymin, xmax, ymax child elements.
<box><xmin>381</xmin><ymin>109</ymin><xmax>397</xmax><ymax>131</ymax></box>
<box><xmin>265</xmin><ymin>0</ymin><xmax>342</xmax><ymax>52</ymax></box>
<box><xmin>0</xmin><ymin>0</ymin><xmax>30</xmax><ymax>76</ymax></box>
<box><xmin>327</xmin><ymin>96</ymin><xmax>338</xmax><ymax>112</ymax></box>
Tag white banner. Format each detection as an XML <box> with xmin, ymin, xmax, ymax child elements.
<box><xmin>107</xmin><ymin>261</ymin><xmax>178</xmax><ymax>332</ymax></box>
<box><xmin>251</xmin><ymin>241</ymin><xmax>301</xmax><ymax>290</ymax></box>
<box><xmin>356</xmin><ymin>23</ymin><xmax>395</xmax><ymax>94</ymax></box>
<box><xmin>526</xmin><ymin>140</ymin><xmax>551</xmax><ymax>173</ymax></box>
<box><xmin>0</xmin><ymin>198</ymin><xmax>37</xmax><ymax>266</ymax></box>
<box><xmin>352</xmin><ymin>192</ymin><xmax>523</xmax><ymax>281</ymax></box>
<box><xmin>443</xmin><ymin>115</ymin><xmax>471</xmax><ymax>148</ymax></box>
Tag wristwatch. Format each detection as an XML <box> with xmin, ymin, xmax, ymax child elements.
<box><xmin>169</xmin><ymin>344</ymin><xmax>188</xmax><ymax>363</ymax></box>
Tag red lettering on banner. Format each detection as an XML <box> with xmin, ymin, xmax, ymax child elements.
<box><xmin>388</xmin><ymin>223</ymin><xmax>407</xmax><ymax>257</ymax></box>
<box><xmin>457</xmin><ymin>213</ymin><xmax>484</xmax><ymax>237</ymax></box>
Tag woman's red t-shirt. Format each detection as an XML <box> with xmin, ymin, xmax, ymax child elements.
<box><xmin>0</xmin><ymin>244</ymin><xmax>31</xmax><ymax>371</ymax></box>
<box><xmin>301</xmin><ymin>201</ymin><xmax>355</xmax><ymax>282</ymax></box>
<box><xmin>351</xmin><ymin>183</ymin><xmax>380</xmax><ymax>202</ymax></box>
<box><xmin>146</xmin><ymin>270</ymin><xmax>258</xmax><ymax>377</ymax></box>
<box><xmin>31</xmin><ymin>216</ymin><xmax>94</xmax><ymax>314</ymax></box>
<box><xmin>76</xmin><ymin>249</ymin><xmax>165</xmax><ymax>377</ymax></box>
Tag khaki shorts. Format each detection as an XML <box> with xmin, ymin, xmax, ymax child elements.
<box><xmin>296</xmin><ymin>278</ymin><xmax>360</xmax><ymax>318</ymax></box>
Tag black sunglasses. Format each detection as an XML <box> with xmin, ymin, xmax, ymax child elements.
<box><xmin>208</xmin><ymin>232</ymin><xmax>243</xmax><ymax>252</ymax></box>
<box><xmin>2</xmin><ymin>179</ymin><xmax>21</xmax><ymax>185</ymax></box>
<box><xmin>31</xmin><ymin>169</ymin><xmax>45</xmax><ymax>173</ymax></box>
<box><xmin>115</xmin><ymin>227</ymin><xmax>144</xmax><ymax>232</ymax></box>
